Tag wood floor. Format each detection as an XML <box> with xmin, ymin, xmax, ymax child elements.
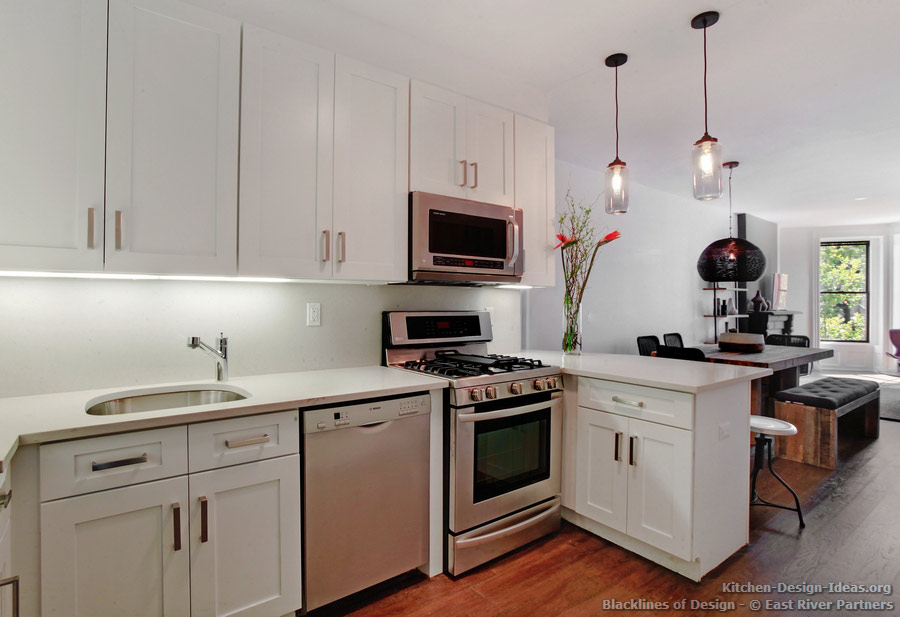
<box><xmin>310</xmin><ymin>420</ymin><xmax>900</xmax><ymax>617</ymax></box>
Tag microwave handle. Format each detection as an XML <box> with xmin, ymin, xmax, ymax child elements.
<box><xmin>507</xmin><ymin>215</ymin><xmax>520</xmax><ymax>268</ymax></box>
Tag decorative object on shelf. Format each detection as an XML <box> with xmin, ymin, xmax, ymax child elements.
<box><xmin>691</xmin><ymin>11</ymin><xmax>724</xmax><ymax>200</ymax></box>
<box><xmin>726</xmin><ymin>298</ymin><xmax>738</xmax><ymax>315</ymax></box>
<box><xmin>604</xmin><ymin>53</ymin><xmax>629</xmax><ymax>214</ymax></box>
<box><xmin>761</xmin><ymin>296</ymin><xmax>770</xmax><ymax>311</ymax></box>
<box><xmin>751</xmin><ymin>290</ymin><xmax>765</xmax><ymax>312</ymax></box>
<box><xmin>556</xmin><ymin>191</ymin><xmax>621</xmax><ymax>354</ymax></box>
<box><xmin>720</xmin><ymin>300</ymin><xmax>727</xmax><ymax>315</ymax></box>
<box><xmin>696</xmin><ymin>161</ymin><xmax>767</xmax><ymax>282</ymax></box>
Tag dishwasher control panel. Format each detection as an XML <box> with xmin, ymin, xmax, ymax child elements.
<box><xmin>303</xmin><ymin>393</ymin><xmax>431</xmax><ymax>433</ymax></box>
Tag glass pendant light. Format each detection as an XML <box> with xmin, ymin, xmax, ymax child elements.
<box><xmin>696</xmin><ymin>162</ymin><xmax>767</xmax><ymax>282</ymax></box>
<box><xmin>691</xmin><ymin>11</ymin><xmax>723</xmax><ymax>200</ymax></box>
<box><xmin>604</xmin><ymin>53</ymin><xmax>629</xmax><ymax>214</ymax></box>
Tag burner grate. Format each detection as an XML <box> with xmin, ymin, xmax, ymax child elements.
<box><xmin>401</xmin><ymin>353</ymin><xmax>546</xmax><ymax>378</ymax></box>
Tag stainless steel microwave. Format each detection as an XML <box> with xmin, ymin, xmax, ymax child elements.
<box><xmin>409</xmin><ymin>192</ymin><xmax>524</xmax><ymax>284</ymax></box>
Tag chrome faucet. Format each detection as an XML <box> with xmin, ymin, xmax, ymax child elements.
<box><xmin>187</xmin><ymin>332</ymin><xmax>228</xmax><ymax>381</ymax></box>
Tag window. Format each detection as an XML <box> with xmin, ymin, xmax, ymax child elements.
<box><xmin>819</xmin><ymin>241</ymin><xmax>869</xmax><ymax>342</ymax></box>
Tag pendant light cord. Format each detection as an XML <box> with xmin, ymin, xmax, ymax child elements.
<box><xmin>728</xmin><ymin>165</ymin><xmax>734</xmax><ymax>237</ymax></box>
<box><xmin>703</xmin><ymin>23</ymin><xmax>709</xmax><ymax>135</ymax></box>
<box><xmin>614</xmin><ymin>65</ymin><xmax>620</xmax><ymax>159</ymax></box>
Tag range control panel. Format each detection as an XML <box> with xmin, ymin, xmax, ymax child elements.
<box><xmin>303</xmin><ymin>393</ymin><xmax>431</xmax><ymax>434</ymax></box>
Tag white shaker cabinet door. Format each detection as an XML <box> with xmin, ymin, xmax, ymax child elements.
<box><xmin>189</xmin><ymin>455</ymin><xmax>301</xmax><ymax>617</ymax></box>
<box><xmin>626</xmin><ymin>418</ymin><xmax>693</xmax><ymax>561</ymax></box>
<box><xmin>515</xmin><ymin>115</ymin><xmax>556</xmax><ymax>287</ymax></box>
<box><xmin>409</xmin><ymin>81</ymin><xmax>467</xmax><ymax>199</ymax></box>
<box><xmin>575</xmin><ymin>407</ymin><xmax>628</xmax><ymax>533</ymax></box>
<box><xmin>466</xmin><ymin>100</ymin><xmax>514</xmax><ymax>207</ymax></box>
<box><xmin>40</xmin><ymin>477</ymin><xmax>190</xmax><ymax>617</ymax></box>
<box><xmin>239</xmin><ymin>27</ymin><xmax>334</xmax><ymax>279</ymax></box>
<box><xmin>0</xmin><ymin>0</ymin><xmax>106</xmax><ymax>272</ymax></box>
<box><xmin>333</xmin><ymin>56</ymin><xmax>409</xmax><ymax>282</ymax></box>
<box><xmin>105</xmin><ymin>0</ymin><xmax>240</xmax><ymax>275</ymax></box>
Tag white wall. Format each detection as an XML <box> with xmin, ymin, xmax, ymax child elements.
<box><xmin>0</xmin><ymin>278</ymin><xmax>521</xmax><ymax>397</ymax></box>
<box><xmin>524</xmin><ymin>160</ymin><xmax>730</xmax><ymax>354</ymax></box>
<box><xmin>778</xmin><ymin>223</ymin><xmax>899</xmax><ymax>371</ymax></box>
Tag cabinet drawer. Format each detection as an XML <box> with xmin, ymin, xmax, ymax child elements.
<box><xmin>578</xmin><ymin>378</ymin><xmax>694</xmax><ymax>430</ymax></box>
<box><xmin>188</xmin><ymin>410</ymin><xmax>299</xmax><ymax>472</ymax></box>
<box><xmin>40</xmin><ymin>426</ymin><xmax>188</xmax><ymax>501</ymax></box>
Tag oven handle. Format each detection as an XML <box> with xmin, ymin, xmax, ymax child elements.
<box><xmin>457</xmin><ymin>394</ymin><xmax>561</xmax><ymax>423</ymax></box>
<box><xmin>455</xmin><ymin>500</ymin><xmax>560</xmax><ymax>549</ymax></box>
<box><xmin>506</xmin><ymin>215</ymin><xmax>520</xmax><ymax>268</ymax></box>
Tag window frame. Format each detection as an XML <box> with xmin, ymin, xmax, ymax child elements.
<box><xmin>819</xmin><ymin>240</ymin><xmax>870</xmax><ymax>343</ymax></box>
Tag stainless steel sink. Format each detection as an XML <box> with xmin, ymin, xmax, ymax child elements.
<box><xmin>86</xmin><ymin>386</ymin><xmax>248</xmax><ymax>415</ymax></box>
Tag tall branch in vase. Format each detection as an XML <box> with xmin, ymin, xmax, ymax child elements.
<box><xmin>556</xmin><ymin>190</ymin><xmax>621</xmax><ymax>354</ymax></box>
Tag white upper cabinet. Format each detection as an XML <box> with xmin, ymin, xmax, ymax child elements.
<box><xmin>333</xmin><ymin>56</ymin><xmax>409</xmax><ymax>282</ymax></box>
<box><xmin>515</xmin><ymin>115</ymin><xmax>556</xmax><ymax>287</ymax></box>
<box><xmin>0</xmin><ymin>0</ymin><xmax>106</xmax><ymax>272</ymax></box>
<box><xmin>239</xmin><ymin>27</ymin><xmax>334</xmax><ymax>279</ymax></box>
<box><xmin>410</xmin><ymin>81</ymin><xmax>514</xmax><ymax>206</ymax></box>
<box><xmin>105</xmin><ymin>0</ymin><xmax>241</xmax><ymax>275</ymax></box>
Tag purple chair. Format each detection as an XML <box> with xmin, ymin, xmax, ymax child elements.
<box><xmin>888</xmin><ymin>329</ymin><xmax>900</xmax><ymax>369</ymax></box>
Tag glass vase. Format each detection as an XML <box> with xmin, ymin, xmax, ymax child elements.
<box><xmin>562</xmin><ymin>297</ymin><xmax>583</xmax><ymax>355</ymax></box>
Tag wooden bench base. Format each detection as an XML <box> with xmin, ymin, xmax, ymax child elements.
<box><xmin>774</xmin><ymin>390</ymin><xmax>879</xmax><ymax>470</ymax></box>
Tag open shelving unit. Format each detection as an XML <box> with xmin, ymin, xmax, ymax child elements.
<box><xmin>703</xmin><ymin>283</ymin><xmax>748</xmax><ymax>344</ymax></box>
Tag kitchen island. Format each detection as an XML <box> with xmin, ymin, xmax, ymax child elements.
<box><xmin>523</xmin><ymin>350</ymin><xmax>772</xmax><ymax>582</ymax></box>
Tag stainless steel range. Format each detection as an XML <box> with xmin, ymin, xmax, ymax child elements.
<box><xmin>383</xmin><ymin>311</ymin><xmax>562</xmax><ymax>575</ymax></box>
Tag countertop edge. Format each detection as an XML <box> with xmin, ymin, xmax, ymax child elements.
<box><xmin>557</xmin><ymin>366</ymin><xmax>773</xmax><ymax>394</ymax></box>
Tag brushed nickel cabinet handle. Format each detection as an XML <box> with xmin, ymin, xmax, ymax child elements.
<box><xmin>200</xmin><ymin>496</ymin><xmax>209</xmax><ymax>543</ymax></box>
<box><xmin>114</xmin><ymin>210</ymin><xmax>124</xmax><ymax>250</ymax></box>
<box><xmin>629</xmin><ymin>436</ymin><xmax>637</xmax><ymax>466</ymax></box>
<box><xmin>322</xmin><ymin>230</ymin><xmax>331</xmax><ymax>262</ymax></box>
<box><xmin>0</xmin><ymin>575</ymin><xmax>19</xmax><ymax>617</ymax></box>
<box><xmin>87</xmin><ymin>208</ymin><xmax>96</xmax><ymax>249</ymax></box>
<box><xmin>612</xmin><ymin>395</ymin><xmax>644</xmax><ymax>408</ymax></box>
<box><xmin>91</xmin><ymin>453</ymin><xmax>148</xmax><ymax>472</ymax></box>
<box><xmin>225</xmin><ymin>434</ymin><xmax>270</xmax><ymax>449</ymax></box>
<box><xmin>459</xmin><ymin>159</ymin><xmax>468</xmax><ymax>187</ymax></box>
<box><xmin>338</xmin><ymin>231</ymin><xmax>346</xmax><ymax>263</ymax></box>
<box><xmin>172</xmin><ymin>502</ymin><xmax>182</xmax><ymax>551</ymax></box>
<box><xmin>614</xmin><ymin>432</ymin><xmax>623</xmax><ymax>462</ymax></box>
<box><xmin>470</xmin><ymin>161</ymin><xmax>478</xmax><ymax>189</ymax></box>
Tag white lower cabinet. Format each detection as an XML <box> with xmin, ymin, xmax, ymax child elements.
<box><xmin>575</xmin><ymin>407</ymin><xmax>692</xmax><ymax>560</ymax></box>
<box><xmin>189</xmin><ymin>455</ymin><xmax>301</xmax><ymax>617</ymax></box>
<box><xmin>41</xmin><ymin>477</ymin><xmax>191</xmax><ymax>616</ymax></box>
<box><xmin>0</xmin><ymin>472</ymin><xmax>13</xmax><ymax>617</ymax></box>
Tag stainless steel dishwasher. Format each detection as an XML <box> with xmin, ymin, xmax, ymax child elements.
<box><xmin>303</xmin><ymin>393</ymin><xmax>431</xmax><ymax>611</ymax></box>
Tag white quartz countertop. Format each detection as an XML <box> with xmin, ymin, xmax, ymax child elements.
<box><xmin>522</xmin><ymin>350</ymin><xmax>772</xmax><ymax>394</ymax></box>
<box><xmin>0</xmin><ymin>366</ymin><xmax>447</xmax><ymax>473</ymax></box>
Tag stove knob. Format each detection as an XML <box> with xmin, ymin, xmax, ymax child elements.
<box><xmin>485</xmin><ymin>386</ymin><xmax>498</xmax><ymax>400</ymax></box>
<box><xmin>546</xmin><ymin>377</ymin><xmax>558</xmax><ymax>389</ymax></box>
<box><xmin>509</xmin><ymin>382</ymin><xmax>523</xmax><ymax>395</ymax></box>
<box><xmin>470</xmin><ymin>388</ymin><xmax>484</xmax><ymax>402</ymax></box>
<box><xmin>533</xmin><ymin>378</ymin><xmax>546</xmax><ymax>391</ymax></box>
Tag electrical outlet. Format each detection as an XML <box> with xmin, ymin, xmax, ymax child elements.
<box><xmin>718</xmin><ymin>421</ymin><xmax>730</xmax><ymax>440</ymax></box>
<box><xmin>306</xmin><ymin>302</ymin><xmax>321</xmax><ymax>327</ymax></box>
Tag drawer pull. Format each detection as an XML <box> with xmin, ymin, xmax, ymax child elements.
<box><xmin>224</xmin><ymin>434</ymin><xmax>270</xmax><ymax>449</ymax></box>
<box><xmin>172</xmin><ymin>502</ymin><xmax>182</xmax><ymax>551</ymax></box>
<box><xmin>0</xmin><ymin>575</ymin><xmax>19</xmax><ymax>617</ymax></box>
<box><xmin>91</xmin><ymin>453</ymin><xmax>148</xmax><ymax>472</ymax></box>
<box><xmin>200</xmin><ymin>496</ymin><xmax>209</xmax><ymax>543</ymax></box>
<box><xmin>612</xmin><ymin>395</ymin><xmax>644</xmax><ymax>408</ymax></box>
<box><xmin>0</xmin><ymin>490</ymin><xmax>10</xmax><ymax>509</ymax></box>
<box><xmin>629</xmin><ymin>436</ymin><xmax>637</xmax><ymax>466</ymax></box>
<box><xmin>613</xmin><ymin>432</ymin><xmax>623</xmax><ymax>462</ymax></box>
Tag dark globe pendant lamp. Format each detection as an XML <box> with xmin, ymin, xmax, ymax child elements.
<box><xmin>696</xmin><ymin>162</ymin><xmax>766</xmax><ymax>282</ymax></box>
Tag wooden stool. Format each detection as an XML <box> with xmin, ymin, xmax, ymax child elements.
<box><xmin>750</xmin><ymin>416</ymin><xmax>805</xmax><ymax>528</ymax></box>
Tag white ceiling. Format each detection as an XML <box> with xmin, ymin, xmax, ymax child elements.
<box><xmin>324</xmin><ymin>0</ymin><xmax>900</xmax><ymax>228</ymax></box>
<box><xmin>197</xmin><ymin>0</ymin><xmax>900</xmax><ymax>228</ymax></box>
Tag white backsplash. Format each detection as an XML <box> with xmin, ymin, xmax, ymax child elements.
<box><xmin>0</xmin><ymin>278</ymin><xmax>521</xmax><ymax>397</ymax></box>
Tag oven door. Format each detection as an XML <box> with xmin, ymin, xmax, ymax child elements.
<box><xmin>410</xmin><ymin>191</ymin><xmax>523</xmax><ymax>282</ymax></box>
<box><xmin>450</xmin><ymin>392</ymin><xmax>562</xmax><ymax>533</ymax></box>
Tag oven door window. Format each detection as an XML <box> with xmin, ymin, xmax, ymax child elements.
<box><xmin>473</xmin><ymin>408</ymin><xmax>550</xmax><ymax>503</ymax></box>
<box><xmin>428</xmin><ymin>209</ymin><xmax>507</xmax><ymax>259</ymax></box>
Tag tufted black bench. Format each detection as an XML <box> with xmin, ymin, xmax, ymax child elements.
<box><xmin>773</xmin><ymin>377</ymin><xmax>879</xmax><ymax>469</ymax></box>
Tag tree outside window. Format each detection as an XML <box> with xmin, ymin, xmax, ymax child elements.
<box><xmin>819</xmin><ymin>241</ymin><xmax>869</xmax><ymax>342</ymax></box>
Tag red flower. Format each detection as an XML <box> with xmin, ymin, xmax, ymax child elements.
<box><xmin>602</xmin><ymin>230</ymin><xmax>621</xmax><ymax>243</ymax></box>
<box><xmin>554</xmin><ymin>234</ymin><xmax>576</xmax><ymax>250</ymax></box>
